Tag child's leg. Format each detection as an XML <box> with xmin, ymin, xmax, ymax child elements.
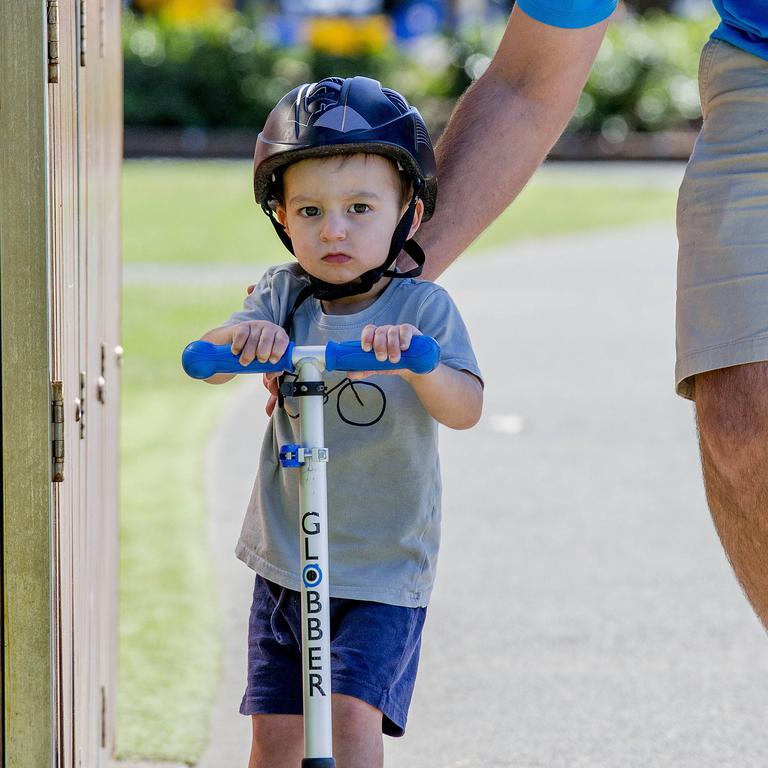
<box><xmin>249</xmin><ymin>698</ymin><xmax>381</xmax><ymax>768</ymax></box>
<box><xmin>248</xmin><ymin>714</ymin><xmax>302</xmax><ymax>768</ymax></box>
<box><xmin>242</xmin><ymin>576</ymin><xmax>424</xmax><ymax>766</ymax></box>
<box><xmin>331</xmin><ymin>693</ymin><xmax>384</xmax><ymax>768</ymax></box>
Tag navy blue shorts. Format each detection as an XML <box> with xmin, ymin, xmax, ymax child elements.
<box><xmin>240</xmin><ymin>574</ymin><xmax>427</xmax><ymax>736</ymax></box>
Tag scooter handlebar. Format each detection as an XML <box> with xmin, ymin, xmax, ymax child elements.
<box><xmin>181</xmin><ymin>340</ymin><xmax>295</xmax><ymax>379</ymax></box>
<box><xmin>181</xmin><ymin>336</ymin><xmax>440</xmax><ymax>379</ymax></box>
<box><xmin>324</xmin><ymin>336</ymin><xmax>440</xmax><ymax>374</ymax></box>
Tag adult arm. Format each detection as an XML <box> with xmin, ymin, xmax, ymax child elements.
<box><xmin>417</xmin><ymin>4</ymin><xmax>613</xmax><ymax>280</ymax></box>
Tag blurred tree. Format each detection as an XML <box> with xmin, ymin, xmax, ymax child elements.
<box><xmin>624</xmin><ymin>0</ymin><xmax>677</xmax><ymax>12</ymax></box>
<box><xmin>123</xmin><ymin>5</ymin><xmax>711</xmax><ymax>134</ymax></box>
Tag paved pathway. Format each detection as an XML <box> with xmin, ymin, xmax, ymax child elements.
<box><xmin>195</xmin><ymin>221</ymin><xmax>768</xmax><ymax>768</ymax></box>
<box><xmin>122</xmin><ymin>161</ymin><xmax>686</xmax><ymax>288</ymax></box>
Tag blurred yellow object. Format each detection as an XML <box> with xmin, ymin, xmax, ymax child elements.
<box><xmin>134</xmin><ymin>0</ymin><xmax>233</xmax><ymax>23</ymax></box>
<box><xmin>307</xmin><ymin>15</ymin><xmax>392</xmax><ymax>55</ymax></box>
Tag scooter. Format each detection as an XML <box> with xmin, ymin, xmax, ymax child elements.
<box><xmin>182</xmin><ymin>335</ymin><xmax>440</xmax><ymax>767</ymax></box>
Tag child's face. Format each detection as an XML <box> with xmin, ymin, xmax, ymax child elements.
<box><xmin>275</xmin><ymin>154</ymin><xmax>424</xmax><ymax>287</ymax></box>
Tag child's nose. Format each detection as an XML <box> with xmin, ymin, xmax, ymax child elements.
<box><xmin>320</xmin><ymin>213</ymin><xmax>346</xmax><ymax>241</ymax></box>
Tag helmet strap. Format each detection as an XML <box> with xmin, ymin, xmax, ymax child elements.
<box><xmin>382</xmin><ymin>178</ymin><xmax>427</xmax><ymax>279</ymax></box>
<box><xmin>263</xmin><ymin>201</ymin><xmax>295</xmax><ymax>255</ymax></box>
<box><xmin>382</xmin><ymin>238</ymin><xmax>424</xmax><ymax>279</ymax></box>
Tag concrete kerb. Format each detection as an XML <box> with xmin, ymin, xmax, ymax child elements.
<box><xmin>111</xmin><ymin>761</ymin><xmax>191</xmax><ymax>768</ymax></box>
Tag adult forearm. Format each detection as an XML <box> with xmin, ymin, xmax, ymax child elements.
<box><xmin>414</xmin><ymin>6</ymin><xmax>611</xmax><ymax>280</ymax></box>
<box><xmin>418</xmin><ymin>70</ymin><xmax>577</xmax><ymax>280</ymax></box>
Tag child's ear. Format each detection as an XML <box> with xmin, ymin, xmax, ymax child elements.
<box><xmin>407</xmin><ymin>198</ymin><xmax>425</xmax><ymax>240</ymax></box>
<box><xmin>275</xmin><ymin>205</ymin><xmax>289</xmax><ymax>233</ymax></box>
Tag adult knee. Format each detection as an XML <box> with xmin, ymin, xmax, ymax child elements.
<box><xmin>695</xmin><ymin>362</ymin><xmax>768</xmax><ymax>482</ymax></box>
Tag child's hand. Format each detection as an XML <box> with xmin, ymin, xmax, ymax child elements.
<box><xmin>231</xmin><ymin>321</ymin><xmax>288</xmax><ymax>366</ymax></box>
<box><xmin>347</xmin><ymin>323</ymin><xmax>422</xmax><ymax>380</ymax></box>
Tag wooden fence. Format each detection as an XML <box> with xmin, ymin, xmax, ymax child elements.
<box><xmin>1</xmin><ymin>2</ymin><xmax>122</xmax><ymax>766</ymax></box>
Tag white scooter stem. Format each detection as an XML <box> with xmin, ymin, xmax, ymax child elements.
<box><xmin>295</xmin><ymin>356</ymin><xmax>335</xmax><ymax>768</ymax></box>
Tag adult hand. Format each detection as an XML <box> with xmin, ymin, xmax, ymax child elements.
<box><xmin>264</xmin><ymin>372</ymin><xmax>279</xmax><ymax>417</ymax></box>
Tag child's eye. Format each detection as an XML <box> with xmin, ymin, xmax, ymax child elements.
<box><xmin>349</xmin><ymin>203</ymin><xmax>370</xmax><ymax>214</ymax></box>
<box><xmin>299</xmin><ymin>206</ymin><xmax>320</xmax><ymax>217</ymax></box>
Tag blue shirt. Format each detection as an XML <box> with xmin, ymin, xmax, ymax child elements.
<box><xmin>711</xmin><ymin>1</ymin><xmax>768</xmax><ymax>61</ymax></box>
<box><xmin>516</xmin><ymin>0</ymin><xmax>768</xmax><ymax>61</ymax></box>
<box><xmin>515</xmin><ymin>0</ymin><xmax>618</xmax><ymax>29</ymax></box>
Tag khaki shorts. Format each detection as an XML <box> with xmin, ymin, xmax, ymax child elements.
<box><xmin>676</xmin><ymin>39</ymin><xmax>768</xmax><ymax>401</ymax></box>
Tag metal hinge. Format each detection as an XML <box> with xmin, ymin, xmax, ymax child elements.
<box><xmin>51</xmin><ymin>380</ymin><xmax>64</xmax><ymax>482</ymax></box>
<box><xmin>97</xmin><ymin>344</ymin><xmax>107</xmax><ymax>404</ymax></box>
<box><xmin>74</xmin><ymin>371</ymin><xmax>86</xmax><ymax>439</ymax></box>
<box><xmin>46</xmin><ymin>0</ymin><xmax>59</xmax><ymax>83</ymax></box>
<box><xmin>79</xmin><ymin>0</ymin><xmax>87</xmax><ymax>66</ymax></box>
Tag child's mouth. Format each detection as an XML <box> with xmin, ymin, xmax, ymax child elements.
<box><xmin>322</xmin><ymin>252</ymin><xmax>352</xmax><ymax>264</ymax></box>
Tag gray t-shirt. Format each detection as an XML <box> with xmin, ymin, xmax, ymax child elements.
<box><xmin>223</xmin><ymin>263</ymin><xmax>482</xmax><ymax>607</ymax></box>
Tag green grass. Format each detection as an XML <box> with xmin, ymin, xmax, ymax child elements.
<box><xmin>123</xmin><ymin>160</ymin><xmax>276</xmax><ymax>266</ymax></box>
<box><xmin>118</xmin><ymin>283</ymin><xmax>243</xmax><ymax>763</ymax></box>
<box><xmin>119</xmin><ymin>159</ymin><xmax>677</xmax><ymax>762</ymax></box>
<box><xmin>122</xmin><ymin>159</ymin><xmax>678</xmax><ymax>266</ymax></box>
<box><xmin>470</xmin><ymin>181</ymin><xmax>677</xmax><ymax>252</ymax></box>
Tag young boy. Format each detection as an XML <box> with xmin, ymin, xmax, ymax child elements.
<box><xmin>198</xmin><ymin>76</ymin><xmax>483</xmax><ymax>768</ymax></box>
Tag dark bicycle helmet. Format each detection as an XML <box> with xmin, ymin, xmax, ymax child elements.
<box><xmin>254</xmin><ymin>76</ymin><xmax>437</xmax><ymax>220</ymax></box>
<box><xmin>253</xmin><ymin>76</ymin><xmax>437</xmax><ymax>339</ymax></box>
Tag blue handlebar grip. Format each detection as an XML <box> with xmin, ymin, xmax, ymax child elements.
<box><xmin>182</xmin><ymin>340</ymin><xmax>295</xmax><ymax>379</ymax></box>
<box><xmin>325</xmin><ymin>335</ymin><xmax>440</xmax><ymax>374</ymax></box>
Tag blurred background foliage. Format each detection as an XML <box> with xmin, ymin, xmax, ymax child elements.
<box><xmin>124</xmin><ymin>1</ymin><xmax>716</xmax><ymax>140</ymax></box>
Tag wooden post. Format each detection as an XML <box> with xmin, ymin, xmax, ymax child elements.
<box><xmin>0</xmin><ymin>3</ymin><xmax>53</xmax><ymax>767</ymax></box>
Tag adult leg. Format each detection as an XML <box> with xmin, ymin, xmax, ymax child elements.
<box><xmin>675</xmin><ymin>40</ymin><xmax>768</xmax><ymax>627</ymax></box>
<box><xmin>248</xmin><ymin>714</ymin><xmax>303</xmax><ymax>768</ymax></box>
<box><xmin>331</xmin><ymin>693</ymin><xmax>384</xmax><ymax>768</ymax></box>
<box><xmin>695</xmin><ymin>362</ymin><xmax>768</xmax><ymax>630</ymax></box>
